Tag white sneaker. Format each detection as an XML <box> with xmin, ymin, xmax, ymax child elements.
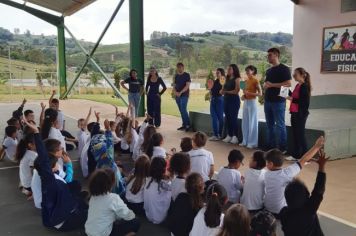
<box><xmin>230</xmin><ymin>136</ymin><xmax>239</xmax><ymax>144</ymax></box>
<box><xmin>285</xmin><ymin>156</ymin><xmax>297</xmax><ymax>161</ymax></box>
<box><xmin>223</xmin><ymin>136</ymin><xmax>232</xmax><ymax>143</ymax></box>
<box><xmin>209</xmin><ymin>136</ymin><xmax>220</xmax><ymax>141</ymax></box>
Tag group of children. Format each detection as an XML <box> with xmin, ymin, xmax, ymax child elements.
<box><xmin>0</xmin><ymin>94</ymin><xmax>328</xmax><ymax>236</ymax></box>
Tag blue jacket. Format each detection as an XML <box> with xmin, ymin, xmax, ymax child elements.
<box><xmin>34</xmin><ymin>133</ymin><xmax>77</xmax><ymax>228</ymax></box>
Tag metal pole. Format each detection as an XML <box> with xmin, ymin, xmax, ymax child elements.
<box><xmin>57</xmin><ymin>20</ymin><xmax>67</xmax><ymax>99</ymax></box>
<box><xmin>129</xmin><ymin>0</ymin><xmax>145</xmax><ymax>117</ymax></box>
<box><xmin>8</xmin><ymin>46</ymin><xmax>12</xmax><ymax>102</ymax></box>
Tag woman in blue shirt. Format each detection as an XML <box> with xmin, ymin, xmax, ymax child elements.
<box><xmin>145</xmin><ymin>67</ymin><xmax>167</xmax><ymax>128</ymax></box>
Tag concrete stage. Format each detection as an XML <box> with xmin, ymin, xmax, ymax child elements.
<box><xmin>0</xmin><ymin>101</ymin><xmax>355</xmax><ymax>236</ymax></box>
<box><xmin>190</xmin><ymin>106</ymin><xmax>356</xmax><ymax>160</ymax></box>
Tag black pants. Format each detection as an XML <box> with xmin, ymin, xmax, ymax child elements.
<box><xmin>291</xmin><ymin>113</ymin><xmax>308</xmax><ymax>159</ymax></box>
<box><xmin>109</xmin><ymin>218</ymin><xmax>140</xmax><ymax>236</ymax></box>
<box><xmin>147</xmin><ymin>95</ymin><xmax>161</xmax><ymax>127</ymax></box>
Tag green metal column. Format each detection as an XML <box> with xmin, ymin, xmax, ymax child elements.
<box><xmin>57</xmin><ymin>19</ymin><xmax>67</xmax><ymax>99</ymax></box>
<box><xmin>129</xmin><ymin>0</ymin><xmax>145</xmax><ymax>117</ymax></box>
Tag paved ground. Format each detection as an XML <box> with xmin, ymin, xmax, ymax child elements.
<box><xmin>0</xmin><ymin>100</ymin><xmax>355</xmax><ymax>236</ymax></box>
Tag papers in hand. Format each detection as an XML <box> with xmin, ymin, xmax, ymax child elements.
<box><xmin>279</xmin><ymin>86</ymin><xmax>290</xmax><ymax>98</ymax></box>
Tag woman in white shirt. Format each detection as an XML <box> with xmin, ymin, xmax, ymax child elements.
<box><xmin>143</xmin><ymin>157</ymin><xmax>172</xmax><ymax>224</ymax></box>
<box><xmin>190</xmin><ymin>183</ymin><xmax>227</xmax><ymax>236</ymax></box>
<box><xmin>85</xmin><ymin>168</ymin><xmax>140</xmax><ymax>236</ymax></box>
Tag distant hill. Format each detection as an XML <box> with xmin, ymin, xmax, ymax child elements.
<box><xmin>0</xmin><ymin>27</ymin><xmax>292</xmax><ymax>75</ymax></box>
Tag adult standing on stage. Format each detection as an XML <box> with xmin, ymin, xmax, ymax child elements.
<box><xmin>145</xmin><ymin>67</ymin><xmax>167</xmax><ymax>128</ymax></box>
<box><xmin>174</xmin><ymin>63</ymin><xmax>191</xmax><ymax>132</ymax></box>
<box><xmin>121</xmin><ymin>69</ymin><xmax>144</xmax><ymax>117</ymax></box>
<box><xmin>209</xmin><ymin>68</ymin><xmax>225</xmax><ymax>141</ymax></box>
<box><xmin>264</xmin><ymin>48</ymin><xmax>292</xmax><ymax>152</ymax></box>
<box><xmin>221</xmin><ymin>64</ymin><xmax>241</xmax><ymax>144</ymax></box>
<box><xmin>287</xmin><ymin>67</ymin><xmax>311</xmax><ymax>160</ymax></box>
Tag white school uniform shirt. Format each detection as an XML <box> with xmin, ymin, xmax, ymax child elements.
<box><xmin>48</xmin><ymin>127</ymin><xmax>66</xmax><ymax>152</ymax></box>
<box><xmin>264</xmin><ymin>163</ymin><xmax>302</xmax><ymax>214</ymax></box>
<box><xmin>241</xmin><ymin>168</ymin><xmax>266</xmax><ymax>211</ymax></box>
<box><xmin>2</xmin><ymin>137</ymin><xmax>18</xmax><ymax>162</ymax></box>
<box><xmin>77</xmin><ymin>129</ymin><xmax>90</xmax><ymax>158</ymax></box>
<box><xmin>31</xmin><ymin>169</ymin><xmax>66</xmax><ymax>209</ymax></box>
<box><xmin>171</xmin><ymin>177</ymin><xmax>186</xmax><ymax>201</ymax></box>
<box><xmin>188</xmin><ymin>148</ymin><xmax>214</xmax><ymax>182</ymax></box>
<box><xmin>132</xmin><ymin>121</ymin><xmax>149</xmax><ymax>160</ymax></box>
<box><xmin>125</xmin><ymin>177</ymin><xmax>145</xmax><ymax>203</ymax></box>
<box><xmin>80</xmin><ymin>141</ymin><xmax>90</xmax><ymax>178</ymax></box>
<box><xmin>121</xmin><ymin>128</ymin><xmax>138</xmax><ymax>152</ymax></box>
<box><xmin>57</xmin><ymin>110</ymin><xmax>65</xmax><ymax>131</ymax></box>
<box><xmin>85</xmin><ymin>193</ymin><xmax>135</xmax><ymax>236</ymax></box>
<box><xmin>152</xmin><ymin>146</ymin><xmax>166</xmax><ymax>159</ymax></box>
<box><xmin>143</xmin><ymin>177</ymin><xmax>172</xmax><ymax>224</ymax></box>
<box><xmin>19</xmin><ymin>150</ymin><xmax>38</xmax><ymax>188</ymax></box>
<box><xmin>111</xmin><ymin>131</ymin><xmax>121</xmax><ymax>144</ymax></box>
<box><xmin>217</xmin><ymin>167</ymin><xmax>243</xmax><ymax>203</ymax></box>
<box><xmin>189</xmin><ymin>207</ymin><xmax>224</xmax><ymax>236</ymax></box>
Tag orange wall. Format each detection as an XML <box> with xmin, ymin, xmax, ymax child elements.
<box><xmin>293</xmin><ymin>0</ymin><xmax>356</xmax><ymax>95</ymax></box>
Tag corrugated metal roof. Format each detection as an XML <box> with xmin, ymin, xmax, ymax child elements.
<box><xmin>26</xmin><ymin>0</ymin><xmax>96</xmax><ymax>16</ymax></box>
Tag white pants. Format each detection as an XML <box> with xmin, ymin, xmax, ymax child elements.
<box><xmin>242</xmin><ymin>99</ymin><xmax>258</xmax><ymax>147</ymax></box>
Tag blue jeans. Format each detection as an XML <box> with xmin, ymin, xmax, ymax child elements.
<box><xmin>210</xmin><ymin>96</ymin><xmax>224</xmax><ymax>137</ymax></box>
<box><xmin>128</xmin><ymin>92</ymin><xmax>141</xmax><ymax>117</ymax></box>
<box><xmin>264</xmin><ymin>100</ymin><xmax>287</xmax><ymax>150</ymax></box>
<box><xmin>242</xmin><ymin>99</ymin><xmax>258</xmax><ymax>147</ymax></box>
<box><xmin>176</xmin><ymin>96</ymin><xmax>190</xmax><ymax>127</ymax></box>
<box><xmin>224</xmin><ymin>95</ymin><xmax>240</xmax><ymax>137</ymax></box>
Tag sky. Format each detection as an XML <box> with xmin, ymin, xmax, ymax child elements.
<box><xmin>0</xmin><ymin>0</ymin><xmax>294</xmax><ymax>44</ymax></box>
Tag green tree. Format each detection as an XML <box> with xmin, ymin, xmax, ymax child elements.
<box><xmin>113</xmin><ymin>67</ymin><xmax>130</xmax><ymax>90</ymax></box>
<box><xmin>204</xmin><ymin>70</ymin><xmax>215</xmax><ymax>101</ymax></box>
<box><xmin>219</xmin><ymin>43</ymin><xmax>233</xmax><ymax>66</ymax></box>
<box><xmin>87</xmin><ymin>72</ymin><xmax>102</xmax><ymax>87</ymax></box>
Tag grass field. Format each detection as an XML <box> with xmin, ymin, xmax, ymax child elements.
<box><xmin>0</xmin><ymin>85</ymin><xmax>210</xmax><ymax>117</ymax></box>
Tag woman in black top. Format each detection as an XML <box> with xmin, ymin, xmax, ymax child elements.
<box><xmin>209</xmin><ymin>68</ymin><xmax>225</xmax><ymax>141</ymax></box>
<box><xmin>288</xmin><ymin>67</ymin><xmax>311</xmax><ymax>159</ymax></box>
<box><xmin>221</xmin><ymin>64</ymin><xmax>241</xmax><ymax>144</ymax></box>
<box><xmin>145</xmin><ymin>67</ymin><xmax>167</xmax><ymax>128</ymax></box>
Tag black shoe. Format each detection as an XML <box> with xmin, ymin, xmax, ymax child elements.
<box><xmin>177</xmin><ymin>126</ymin><xmax>185</xmax><ymax>131</ymax></box>
<box><xmin>185</xmin><ymin>126</ymin><xmax>191</xmax><ymax>132</ymax></box>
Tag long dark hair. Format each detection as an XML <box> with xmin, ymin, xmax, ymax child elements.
<box><xmin>41</xmin><ymin>108</ymin><xmax>58</xmax><ymax>139</ymax></box>
<box><xmin>216</xmin><ymin>68</ymin><xmax>225</xmax><ymax>77</ymax></box>
<box><xmin>295</xmin><ymin>67</ymin><xmax>312</xmax><ymax>97</ymax></box>
<box><xmin>141</xmin><ymin>125</ymin><xmax>156</xmax><ymax>153</ymax></box>
<box><xmin>15</xmin><ymin>133</ymin><xmax>35</xmax><ymax>162</ymax></box>
<box><xmin>227</xmin><ymin>64</ymin><xmax>241</xmax><ymax>79</ymax></box>
<box><xmin>129</xmin><ymin>69</ymin><xmax>137</xmax><ymax>78</ymax></box>
<box><xmin>217</xmin><ymin>204</ymin><xmax>250</xmax><ymax>236</ymax></box>
<box><xmin>145</xmin><ymin>133</ymin><xmax>163</xmax><ymax>158</ymax></box>
<box><xmin>128</xmin><ymin>155</ymin><xmax>151</xmax><ymax>194</ymax></box>
<box><xmin>186</xmin><ymin>173</ymin><xmax>204</xmax><ymax>211</ymax></box>
<box><xmin>204</xmin><ymin>183</ymin><xmax>227</xmax><ymax>228</ymax></box>
<box><xmin>146</xmin><ymin>157</ymin><xmax>166</xmax><ymax>191</ymax></box>
<box><xmin>147</xmin><ymin>68</ymin><xmax>159</xmax><ymax>81</ymax></box>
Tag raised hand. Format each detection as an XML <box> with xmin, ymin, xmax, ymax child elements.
<box><xmin>62</xmin><ymin>151</ymin><xmax>72</xmax><ymax>163</ymax></box>
<box><xmin>52</xmin><ymin>90</ymin><xmax>56</xmax><ymax>95</ymax></box>
<box><xmin>22</xmin><ymin>117</ymin><xmax>39</xmax><ymax>134</ymax></box>
<box><xmin>314</xmin><ymin>136</ymin><xmax>325</xmax><ymax>149</ymax></box>
<box><xmin>94</xmin><ymin>111</ymin><xmax>100</xmax><ymax>123</ymax></box>
<box><xmin>22</xmin><ymin>98</ymin><xmax>27</xmax><ymax>105</ymax></box>
<box><xmin>40</xmin><ymin>102</ymin><xmax>46</xmax><ymax>110</ymax></box>
<box><xmin>316</xmin><ymin>148</ymin><xmax>329</xmax><ymax>171</ymax></box>
<box><xmin>104</xmin><ymin>119</ymin><xmax>110</xmax><ymax>130</ymax></box>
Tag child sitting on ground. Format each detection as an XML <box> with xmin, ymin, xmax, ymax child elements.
<box><xmin>188</xmin><ymin>132</ymin><xmax>214</xmax><ymax>182</ymax></box>
<box><xmin>144</xmin><ymin>157</ymin><xmax>172</xmax><ymax>224</ymax></box>
<box><xmin>125</xmin><ymin>155</ymin><xmax>150</xmax><ymax>215</ymax></box>
<box><xmin>119</xmin><ymin>106</ymin><xmax>138</xmax><ymax>154</ymax></box>
<box><xmin>77</xmin><ymin>107</ymin><xmax>92</xmax><ymax>158</ymax></box>
<box><xmin>217</xmin><ymin>149</ymin><xmax>244</xmax><ymax>204</ymax></box>
<box><xmin>85</xmin><ymin>168</ymin><xmax>140</xmax><ymax>236</ymax></box>
<box><xmin>190</xmin><ymin>183</ymin><xmax>227</xmax><ymax>236</ymax></box>
<box><xmin>133</xmin><ymin>124</ymin><xmax>156</xmax><ymax>161</ymax></box>
<box><xmin>180</xmin><ymin>137</ymin><xmax>193</xmax><ymax>153</ymax></box>
<box><xmin>240</xmin><ymin>151</ymin><xmax>266</xmax><ymax>213</ymax></box>
<box><xmin>1</xmin><ymin>126</ymin><xmax>18</xmax><ymax>162</ymax></box>
<box><xmin>250</xmin><ymin>210</ymin><xmax>277</xmax><ymax>236</ymax></box>
<box><xmin>16</xmin><ymin>133</ymin><xmax>37</xmax><ymax>197</ymax></box>
<box><xmin>169</xmin><ymin>152</ymin><xmax>191</xmax><ymax>201</ymax></box>
<box><xmin>280</xmin><ymin>149</ymin><xmax>327</xmax><ymax>236</ymax></box>
<box><xmin>217</xmin><ymin>204</ymin><xmax>251</xmax><ymax>236</ymax></box>
<box><xmin>145</xmin><ymin>133</ymin><xmax>166</xmax><ymax>159</ymax></box>
<box><xmin>168</xmin><ymin>173</ymin><xmax>204</xmax><ymax>236</ymax></box>
<box><xmin>264</xmin><ymin>136</ymin><xmax>325</xmax><ymax>217</ymax></box>
<box><xmin>24</xmin><ymin>119</ymin><xmax>88</xmax><ymax>231</ymax></box>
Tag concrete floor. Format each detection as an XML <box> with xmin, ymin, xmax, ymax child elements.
<box><xmin>0</xmin><ymin>100</ymin><xmax>355</xmax><ymax>236</ymax></box>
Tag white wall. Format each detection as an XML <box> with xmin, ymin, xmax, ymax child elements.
<box><xmin>293</xmin><ymin>0</ymin><xmax>356</xmax><ymax>95</ymax></box>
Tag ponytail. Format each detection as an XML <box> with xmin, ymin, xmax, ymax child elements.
<box><xmin>15</xmin><ymin>133</ymin><xmax>35</xmax><ymax>162</ymax></box>
<box><xmin>41</xmin><ymin>108</ymin><xmax>58</xmax><ymax>139</ymax></box>
<box><xmin>204</xmin><ymin>183</ymin><xmax>227</xmax><ymax>228</ymax></box>
<box><xmin>145</xmin><ymin>133</ymin><xmax>163</xmax><ymax>158</ymax></box>
<box><xmin>295</xmin><ymin>67</ymin><xmax>312</xmax><ymax>97</ymax></box>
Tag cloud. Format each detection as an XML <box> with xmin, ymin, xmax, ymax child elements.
<box><xmin>0</xmin><ymin>0</ymin><xmax>293</xmax><ymax>44</ymax></box>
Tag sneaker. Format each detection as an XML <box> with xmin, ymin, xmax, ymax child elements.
<box><xmin>285</xmin><ymin>156</ymin><xmax>297</xmax><ymax>161</ymax></box>
<box><xmin>185</xmin><ymin>126</ymin><xmax>191</xmax><ymax>132</ymax></box>
<box><xmin>222</xmin><ymin>136</ymin><xmax>232</xmax><ymax>143</ymax></box>
<box><xmin>239</xmin><ymin>143</ymin><xmax>247</xmax><ymax>147</ymax></box>
<box><xmin>247</xmin><ymin>145</ymin><xmax>257</xmax><ymax>149</ymax></box>
<box><xmin>209</xmin><ymin>136</ymin><xmax>220</xmax><ymax>141</ymax></box>
<box><xmin>177</xmin><ymin>126</ymin><xmax>185</xmax><ymax>131</ymax></box>
<box><xmin>230</xmin><ymin>136</ymin><xmax>239</xmax><ymax>144</ymax></box>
